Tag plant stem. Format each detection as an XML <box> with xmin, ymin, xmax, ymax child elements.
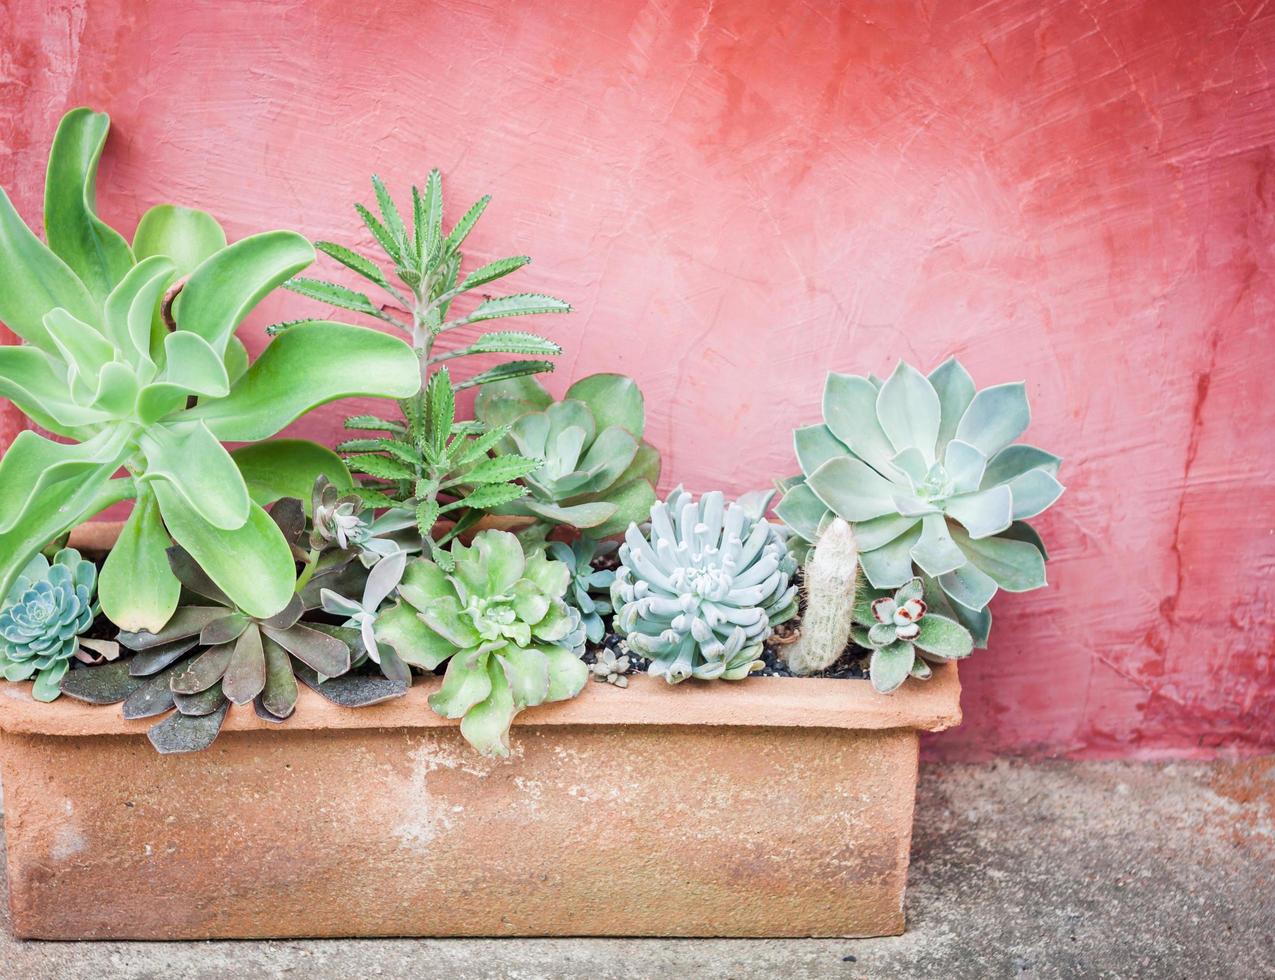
<box><xmin>293</xmin><ymin>547</ymin><xmax>321</xmax><ymax>593</ymax></box>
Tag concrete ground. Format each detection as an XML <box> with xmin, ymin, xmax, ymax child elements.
<box><xmin>1</xmin><ymin>758</ymin><xmax>1271</xmax><ymax>979</ymax></box>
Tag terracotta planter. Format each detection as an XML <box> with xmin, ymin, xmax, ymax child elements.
<box><xmin>0</xmin><ymin>660</ymin><xmax>960</xmax><ymax>940</ymax></box>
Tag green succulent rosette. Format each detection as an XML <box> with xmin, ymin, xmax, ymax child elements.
<box><xmin>851</xmin><ymin>577</ymin><xmax>973</xmax><ymax>693</ymax></box>
<box><xmin>0</xmin><ymin>548</ymin><xmax>97</xmax><ymax>701</ymax></box>
<box><xmin>373</xmin><ymin>529</ymin><xmax>588</xmax><ymax>756</ymax></box>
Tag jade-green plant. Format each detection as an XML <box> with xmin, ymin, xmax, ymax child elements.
<box><xmin>0</xmin><ymin>108</ymin><xmax>420</xmax><ymax>631</ymax></box>
<box><xmin>372</xmin><ymin>530</ymin><xmax>587</xmax><ymax>756</ymax></box>
<box><xmin>611</xmin><ymin>488</ymin><xmax>798</xmax><ymax>684</ymax></box>
<box><xmin>474</xmin><ymin>373</ymin><xmax>661</xmax><ymax>538</ymax></box>
<box><xmin>340</xmin><ymin>368</ymin><xmax>541</xmax><ymax>566</ymax></box>
<box><xmin>284</xmin><ymin>172</ymin><xmax>570</xmax><ymax>389</ymax></box>
<box><xmin>546</xmin><ymin>538</ymin><xmax>616</xmax><ymax>644</ymax></box>
<box><xmin>0</xmin><ymin>549</ymin><xmax>97</xmax><ymax>700</ymax></box>
<box><xmin>783</xmin><ymin>518</ymin><xmax>859</xmax><ymax>676</ymax></box>
<box><xmin>852</xmin><ymin>577</ymin><xmax>973</xmax><ymax>693</ymax></box>
<box><xmin>777</xmin><ymin>358</ymin><xmax>1063</xmax><ymax>647</ymax></box>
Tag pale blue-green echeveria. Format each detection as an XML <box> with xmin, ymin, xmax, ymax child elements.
<box><xmin>611</xmin><ymin>488</ymin><xmax>798</xmax><ymax>684</ymax></box>
<box><xmin>546</xmin><ymin>538</ymin><xmax>615</xmax><ymax>644</ymax></box>
<box><xmin>777</xmin><ymin>358</ymin><xmax>1063</xmax><ymax>646</ymax></box>
<box><xmin>0</xmin><ymin>549</ymin><xmax>97</xmax><ymax>701</ymax></box>
<box><xmin>0</xmin><ymin>108</ymin><xmax>420</xmax><ymax>631</ymax></box>
<box><xmin>372</xmin><ymin>530</ymin><xmax>588</xmax><ymax>756</ymax></box>
<box><xmin>473</xmin><ymin>373</ymin><xmax>660</xmax><ymax>538</ymax></box>
<box><xmin>851</xmin><ymin>577</ymin><xmax>973</xmax><ymax>693</ymax></box>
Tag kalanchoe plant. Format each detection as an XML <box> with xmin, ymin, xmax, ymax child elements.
<box><xmin>0</xmin><ymin>108</ymin><xmax>420</xmax><ymax>631</ymax></box>
<box><xmin>546</xmin><ymin>538</ymin><xmax>616</xmax><ymax>644</ymax></box>
<box><xmin>611</xmin><ymin>488</ymin><xmax>798</xmax><ymax>684</ymax></box>
<box><xmin>339</xmin><ymin>368</ymin><xmax>540</xmax><ymax>567</ymax></box>
<box><xmin>0</xmin><ymin>549</ymin><xmax>97</xmax><ymax>701</ymax></box>
<box><xmin>372</xmin><ymin>530</ymin><xmax>588</xmax><ymax>756</ymax></box>
<box><xmin>852</xmin><ymin>578</ymin><xmax>973</xmax><ymax>693</ymax></box>
<box><xmin>474</xmin><ymin>374</ymin><xmax>660</xmax><ymax>539</ymax></box>
<box><xmin>777</xmin><ymin>358</ymin><xmax>1063</xmax><ymax>647</ymax></box>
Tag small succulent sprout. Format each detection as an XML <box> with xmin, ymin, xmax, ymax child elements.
<box><xmin>372</xmin><ymin>530</ymin><xmax>588</xmax><ymax>756</ymax></box>
<box><xmin>0</xmin><ymin>549</ymin><xmax>98</xmax><ymax>701</ymax></box>
<box><xmin>546</xmin><ymin>538</ymin><xmax>616</xmax><ymax>644</ymax></box>
<box><xmin>852</xmin><ymin>578</ymin><xmax>974</xmax><ymax>694</ymax></box>
<box><xmin>777</xmin><ymin>358</ymin><xmax>1064</xmax><ymax>647</ymax></box>
<box><xmin>319</xmin><ymin>551</ymin><xmax>410</xmax><ymax>681</ymax></box>
<box><xmin>611</xmin><ymin>488</ymin><xmax>798</xmax><ymax>684</ymax></box>
<box><xmin>591</xmin><ymin>648</ymin><xmax>631</xmax><ymax>687</ymax></box>
<box><xmin>474</xmin><ymin>374</ymin><xmax>661</xmax><ymax>539</ymax></box>
<box><xmin>311</xmin><ymin>475</ymin><xmax>373</xmax><ymax>551</ymax></box>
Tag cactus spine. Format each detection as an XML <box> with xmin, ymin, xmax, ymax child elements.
<box><xmin>785</xmin><ymin>518</ymin><xmax>859</xmax><ymax>675</ymax></box>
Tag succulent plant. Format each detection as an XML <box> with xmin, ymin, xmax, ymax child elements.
<box><xmin>590</xmin><ymin>647</ymin><xmax>631</xmax><ymax>687</ymax></box>
<box><xmin>784</xmin><ymin>518</ymin><xmax>859</xmax><ymax>676</ymax></box>
<box><xmin>546</xmin><ymin>538</ymin><xmax>616</xmax><ymax>644</ymax></box>
<box><xmin>372</xmin><ymin>529</ymin><xmax>588</xmax><ymax>756</ymax></box>
<box><xmin>852</xmin><ymin>577</ymin><xmax>973</xmax><ymax>693</ymax></box>
<box><xmin>474</xmin><ymin>374</ymin><xmax>661</xmax><ymax>539</ymax></box>
<box><xmin>0</xmin><ymin>549</ymin><xmax>97</xmax><ymax>701</ymax></box>
<box><xmin>0</xmin><ymin>108</ymin><xmax>419</xmax><ymax>632</ymax></box>
<box><xmin>320</xmin><ymin>551</ymin><xmax>411</xmax><ymax>683</ymax></box>
<box><xmin>611</xmin><ymin>488</ymin><xmax>798</xmax><ymax>684</ymax></box>
<box><xmin>777</xmin><ymin>358</ymin><xmax>1063</xmax><ymax>646</ymax></box>
<box><xmin>309</xmin><ymin>475</ymin><xmax>408</xmax><ymax>567</ymax></box>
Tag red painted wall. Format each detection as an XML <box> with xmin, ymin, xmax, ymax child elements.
<box><xmin>2</xmin><ymin>0</ymin><xmax>1272</xmax><ymax>759</ymax></box>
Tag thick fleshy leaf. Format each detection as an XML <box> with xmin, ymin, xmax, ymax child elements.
<box><xmin>127</xmin><ymin>638</ymin><xmax>198</xmax><ymax>676</ymax></box>
<box><xmin>793</xmin><ymin>424</ymin><xmax>847</xmax><ymax>477</ymax></box>
<box><xmin>34</xmin><ymin>666</ymin><xmax>72</xmax><ymax>700</ymax></box>
<box><xmin>859</xmin><ymin>523</ymin><xmax>923</xmax><ymax>589</ymax></box>
<box><xmin>259</xmin><ymin>637</ymin><xmax>299</xmax><ymax>719</ymax></box>
<box><xmin>911</xmin><ymin>514</ymin><xmax>966</xmax><ymax>578</ymax></box>
<box><xmin>938</xmin><ymin>561</ymin><xmax>999</xmax><ymax>612</ymax></box>
<box><xmin>173</xmin><ymin>681</ymin><xmax>227</xmax><ymax>716</ymax></box>
<box><xmin>140</xmin><ymin>421</ymin><xmax>250</xmax><ymax>531</ymax></box>
<box><xmin>102</xmin><ymin>255</ymin><xmax>174</xmax><ymax>368</ymax></box>
<box><xmin>153</xmin><ymin>484</ymin><xmax>296</xmax><ymax>620</ymax></box>
<box><xmin>43</xmin><ymin>307</ymin><xmax>114</xmax><ymax>386</ymax></box>
<box><xmin>524</xmin><ymin>499</ymin><xmax>616</xmax><ymax>529</ymax></box>
<box><xmin>928</xmin><ymin>357</ymin><xmax>976</xmax><ymax>454</ymax></box>
<box><xmin>59</xmin><ymin>658</ymin><xmax>145</xmax><ymax>704</ymax></box>
<box><xmin>850</xmin><ymin>511</ymin><xmax>918</xmax><ymax>551</ymax></box>
<box><xmin>133</xmin><ymin>204</ymin><xmax>227</xmax><ymax>276</ymax></box>
<box><xmin>955</xmin><ymin>382</ymin><xmax>1031</xmax><ymax>458</ymax></box>
<box><xmin>118</xmin><ymin>606</ymin><xmax>226</xmax><ymax>651</ymax></box>
<box><xmin>200</xmin><ymin>613</ymin><xmax>250</xmax><ymax>646</ymax></box>
<box><xmin>452</xmin><ymin>530</ymin><xmax>526</xmax><ymax>596</ymax></box>
<box><xmin>147</xmin><ymin>700</ymin><xmax>229</xmax><ymax>754</ymax></box>
<box><xmin>159</xmin><ymin>330</ymin><xmax>231</xmax><ymax>396</ymax></box>
<box><xmin>43</xmin><ymin>107</ymin><xmax>133</xmax><ymax>304</ymax></box>
<box><xmin>945</xmin><ymin>485</ymin><xmax>1013</xmax><ymax>540</ymax></box>
<box><xmin>497</xmin><ymin>645</ymin><xmax>550</xmax><ymax>708</ymax></box>
<box><xmin>120</xmin><ymin>668</ymin><xmax>180</xmax><ymax>719</ymax></box>
<box><xmin>869</xmin><ymin>641</ymin><xmax>915</xmax><ymax>693</ymax></box>
<box><xmin>472</xmin><ymin>375</ymin><xmax>554</xmax><ymax>429</ymax></box>
<box><xmin>170</xmin><ymin>644</ymin><xmax>234</xmax><ymax>694</ymax></box>
<box><xmin>0</xmin><ymin>345</ymin><xmax>90</xmax><ymax>435</ymax></box>
<box><xmin>458</xmin><ymin>658</ymin><xmax>519</xmax><ymax>757</ymax></box>
<box><xmin>912</xmin><ymin>614</ymin><xmax>974</xmax><ymax>660</ymax></box>
<box><xmin>822</xmin><ymin>372</ymin><xmax>895</xmax><ymax>473</ymax></box>
<box><xmin>1001</xmin><ymin>520</ymin><xmax>1050</xmax><ymax>561</ymax></box>
<box><xmin>541</xmin><ymin>644</ymin><xmax>589</xmax><ymax>701</ymax></box>
<box><xmin>587</xmin><ymin>477</ymin><xmax>658</xmax><ymax>540</ymax></box>
<box><xmin>0</xmin><ymin>187</ymin><xmax>97</xmax><ymax>352</ymax></box>
<box><xmin>876</xmin><ymin>361</ymin><xmax>941</xmax><ymax>463</ymax></box>
<box><xmin>185</xmin><ymin>321</ymin><xmax>419</xmax><ymax>442</ymax></box>
<box><xmin>99</xmin><ymin>491</ymin><xmax>181</xmax><ymax>632</ymax></box>
<box><xmin>807</xmin><ymin>456</ymin><xmax>900</xmax><ymax>522</ymax></box>
<box><xmin>430</xmin><ymin>651</ymin><xmax>494</xmax><ymax>718</ymax></box>
<box><xmin>171</xmin><ymin>230</ymin><xmax>314</xmax><ymax>355</ymax></box>
<box><xmin>293</xmin><ymin>662</ymin><xmax>409</xmax><ymax>706</ymax></box>
<box><xmin>776</xmin><ymin>480</ymin><xmax>829</xmax><ymax>542</ymax></box>
<box><xmin>231</xmin><ymin>440</ymin><xmax>353</xmax><ymax>512</ymax></box>
<box><xmin>944</xmin><ymin>440</ymin><xmax>988</xmax><ymax>493</ymax></box>
<box><xmin>262</xmin><ymin>623</ymin><xmax>350</xmax><ymax>677</ymax></box>
<box><xmin>981</xmin><ymin>444</ymin><xmax>1062</xmax><ymax>488</ymax></box>
<box><xmin>1006</xmin><ymin>469</ymin><xmax>1065</xmax><ymax>520</ymax></box>
<box><xmin>949</xmin><ymin>524</ymin><xmax>1048</xmax><ymax>593</ymax></box>
<box><xmin>222</xmin><ymin>626</ymin><xmax>267</xmax><ymax>705</ymax></box>
<box><xmin>565</xmin><ymin>374</ymin><xmax>645</xmax><ymax>438</ymax></box>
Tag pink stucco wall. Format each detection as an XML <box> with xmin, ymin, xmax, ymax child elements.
<box><xmin>2</xmin><ymin>0</ymin><xmax>1272</xmax><ymax>759</ymax></box>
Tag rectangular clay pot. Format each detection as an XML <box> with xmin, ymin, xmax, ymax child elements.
<box><xmin>0</xmin><ymin>661</ymin><xmax>959</xmax><ymax>940</ymax></box>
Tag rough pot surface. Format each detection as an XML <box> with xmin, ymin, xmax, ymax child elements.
<box><xmin>0</xmin><ymin>664</ymin><xmax>960</xmax><ymax>940</ymax></box>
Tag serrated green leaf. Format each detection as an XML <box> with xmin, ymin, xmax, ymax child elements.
<box><xmin>458</xmin><ymin>293</ymin><xmax>571</xmax><ymax>326</ymax></box>
<box><xmin>370</xmin><ymin>175</ymin><xmax>409</xmax><ymax>260</ymax></box>
<box><xmin>315</xmin><ymin>240</ymin><xmax>389</xmax><ymax>289</ymax></box>
<box><xmin>337</xmin><ymin>437</ymin><xmax>421</xmax><ymax>466</ymax></box>
<box><xmin>345</xmin><ymin>414</ymin><xmax>406</xmax><ymax>434</ymax></box>
<box><xmin>444</xmin><ymin>483</ymin><xmax>527</xmax><ymax>512</ymax></box>
<box><xmin>355</xmin><ymin>202</ymin><xmax>402</xmax><ymax>265</ymax></box>
<box><xmin>420</xmin><ymin>169</ymin><xmax>443</xmax><ymax>266</ymax></box>
<box><xmin>443</xmin><ymin>195</ymin><xmax>490</xmax><ymax>256</ymax></box>
<box><xmin>458</xmin><ymin>256</ymin><xmax>530</xmax><ymax>292</ymax></box>
<box><xmin>461</xmin><ymin>454</ymin><xmax>540</xmax><ymax>485</ymax></box>
<box><xmin>349</xmin><ymin>486</ymin><xmax>401</xmax><ymax>508</ymax></box>
<box><xmin>447</xmin><ymin>331</ymin><xmax>562</xmax><ymax>360</ymax></box>
<box><xmin>416</xmin><ymin>498</ymin><xmax>440</xmax><ymax>539</ymax></box>
<box><xmin>457</xmin><ymin>360</ymin><xmax>556</xmax><ymax>391</ymax></box>
<box><xmin>456</xmin><ymin>425</ymin><xmax>511</xmax><ymax>464</ymax></box>
<box><xmin>426</xmin><ymin>369</ymin><xmax>455</xmax><ymax>459</ymax></box>
<box><xmin>285</xmin><ymin>276</ymin><xmax>380</xmax><ymax>317</ymax></box>
<box><xmin>265</xmin><ymin>318</ymin><xmax>320</xmax><ymax>336</ymax></box>
<box><xmin>345</xmin><ymin>453</ymin><xmax>418</xmax><ymax>481</ymax></box>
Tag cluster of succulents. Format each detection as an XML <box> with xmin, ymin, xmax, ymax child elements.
<box><xmin>0</xmin><ymin>106</ymin><xmax>1067</xmax><ymax>762</ymax></box>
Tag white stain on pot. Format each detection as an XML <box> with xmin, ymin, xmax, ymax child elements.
<box><xmin>51</xmin><ymin>800</ymin><xmax>86</xmax><ymax>860</ymax></box>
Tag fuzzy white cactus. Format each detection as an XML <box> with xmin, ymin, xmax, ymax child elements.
<box><xmin>784</xmin><ymin>518</ymin><xmax>859</xmax><ymax>675</ymax></box>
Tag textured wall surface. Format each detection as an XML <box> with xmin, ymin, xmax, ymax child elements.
<box><xmin>1</xmin><ymin>0</ymin><xmax>1272</xmax><ymax>758</ymax></box>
